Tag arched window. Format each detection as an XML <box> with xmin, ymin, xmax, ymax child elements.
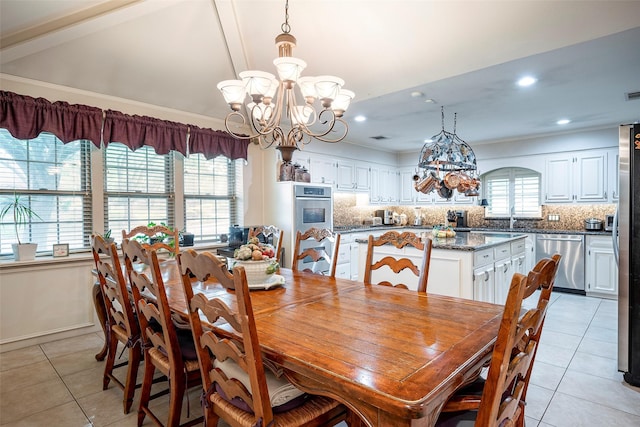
<box><xmin>481</xmin><ymin>167</ymin><xmax>541</xmax><ymax>218</ymax></box>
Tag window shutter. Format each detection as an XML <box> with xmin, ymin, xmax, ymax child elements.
<box><xmin>482</xmin><ymin>167</ymin><xmax>541</xmax><ymax>219</ymax></box>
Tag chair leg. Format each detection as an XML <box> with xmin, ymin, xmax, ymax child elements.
<box><xmin>103</xmin><ymin>332</ymin><xmax>118</xmax><ymax>390</ymax></box>
<box><xmin>137</xmin><ymin>357</ymin><xmax>155</xmax><ymax>427</ymax></box>
<box><xmin>122</xmin><ymin>345</ymin><xmax>141</xmax><ymax>414</ymax></box>
<box><xmin>167</xmin><ymin>373</ymin><xmax>186</xmax><ymax>427</ymax></box>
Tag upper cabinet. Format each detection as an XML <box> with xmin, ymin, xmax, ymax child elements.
<box><xmin>308</xmin><ymin>155</ymin><xmax>337</xmax><ymax>186</ymax></box>
<box><xmin>608</xmin><ymin>148</ymin><xmax>619</xmax><ymax>202</ymax></box>
<box><xmin>544</xmin><ymin>150</ymin><xmax>608</xmax><ymax>203</ymax></box>
<box><xmin>336</xmin><ymin>159</ymin><xmax>370</xmax><ymax>191</ymax></box>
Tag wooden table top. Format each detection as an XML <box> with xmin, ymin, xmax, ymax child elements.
<box><xmin>159</xmin><ymin>261</ymin><xmax>503</xmax><ymax>426</ymax></box>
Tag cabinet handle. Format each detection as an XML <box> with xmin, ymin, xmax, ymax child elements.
<box><xmin>504</xmin><ymin>264</ymin><xmax>509</xmax><ymax>273</ymax></box>
<box><xmin>484</xmin><ymin>271</ymin><xmax>489</xmax><ymax>281</ymax></box>
<box><xmin>605</xmin><ymin>191</ymin><xmax>607</xmax><ymax>199</ymax></box>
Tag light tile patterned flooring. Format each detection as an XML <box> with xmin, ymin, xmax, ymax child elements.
<box><xmin>1</xmin><ymin>292</ymin><xmax>639</xmax><ymax>426</ymax></box>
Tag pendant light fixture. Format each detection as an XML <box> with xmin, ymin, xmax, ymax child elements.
<box><xmin>414</xmin><ymin>107</ymin><xmax>479</xmax><ymax>198</ymax></box>
<box><xmin>217</xmin><ymin>0</ymin><xmax>354</xmax><ymax>162</ymax></box>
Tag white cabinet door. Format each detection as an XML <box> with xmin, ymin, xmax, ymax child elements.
<box><xmin>399</xmin><ymin>168</ymin><xmax>416</xmax><ymax>204</ymax></box>
<box><xmin>609</xmin><ymin>149</ymin><xmax>619</xmax><ymax>202</ymax></box>
<box><xmin>524</xmin><ymin>234</ymin><xmax>536</xmax><ymax>273</ymax></box>
<box><xmin>544</xmin><ymin>156</ymin><xmax>573</xmax><ymax>202</ymax></box>
<box><xmin>309</xmin><ymin>155</ymin><xmax>337</xmax><ymax>186</ymax></box>
<box><xmin>350</xmin><ymin>243</ymin><xmax>360</xmax><ymax>281</ymax></box>
<box><xmin>355</xmin><ymin>163</ymin><xmax>370</xmax><ymax>191</ymax></box>
<box><xmin>369</xmin><ymin>166</ymin><xmax>380</xmax><ymax>203</ymax></box>
<box><xmin>586</xmin><ymin>235</ymin><xmax>618</xmax><ymax>299</ymax></box>
<box><xmin>575</xmin><ymin>152</ymin><xmax>608</xmax><ymax>202</ymax></box>
<box><xmin>493</xmin><ymin>257</ymin><xmax>512</xmax><ymax>305</ymax></box>
<box><xmin>473</xmin><ymin>265</ymin><xmax>495</xmax><ymax>303</ymax></box>
<box><xmin>544</xmin><ymin>151</ymin><xmax>608</xmax><ymax>203</ymax></box>
<box><xmin>336</xmin><ymin>160</ymin><xmax>355</xmax><ymax>190</ymax></box>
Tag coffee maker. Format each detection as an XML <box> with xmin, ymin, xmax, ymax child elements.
<box><xmin>375</xmin><ymin>209</ymin><xmax>394</xmax><ymax>225</ymax></box>
<box><xmin>455</xmin><ymin>210</ymin><xmax>468</xmax><ymax>228</ymax></box>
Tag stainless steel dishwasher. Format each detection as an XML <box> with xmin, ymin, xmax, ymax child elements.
<box><xmin>536</xmin><ymin>234</ymin><xmax>585</xmax><ymax>294</ymax></box>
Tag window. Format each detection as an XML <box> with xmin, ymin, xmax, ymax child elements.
<box><xmin>184</xmin><ymin>154</ymin><xmax>241</xmax><ymax>243</ymax></box>
<box><xmin>482</xmin><ymin>167</ymin><xmax>541</xmax><ymax>218</ymax></box>
<box><xmin>0</xmin><ymin>130</ymin><xmax>92</xmax><ymax>255</ymax></box>
<box><xmin>104</xmin><ymin>143</ymin><xmax>174</xmax><ymax>239</ymax></box>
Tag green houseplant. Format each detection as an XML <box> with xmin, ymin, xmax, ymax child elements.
<box><xmin>0</xmin><ymin>194</ymin><xmax>42</xmax><ymax>260</ymax></box>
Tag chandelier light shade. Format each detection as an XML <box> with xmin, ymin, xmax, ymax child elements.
<box><xmin>414</xmin><ymin>107</ymin><xmax>480</xmax><ymax>198</ymax></box>
<box><xmin>217</xmin><ymin>0</ymin><xmax>353</xmax><ymax>162</ymax></box>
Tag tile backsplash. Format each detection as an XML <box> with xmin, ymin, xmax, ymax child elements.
<box><xmin>333</xmin><ymin>193</ymin><xmax>615</xmax><ymax>231</ymax></box>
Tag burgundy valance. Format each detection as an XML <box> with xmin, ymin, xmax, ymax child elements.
<box><xmin>0</xmin><ymin>91</ymin><xmax>103</xmax><ymax>146</ymax></box>
<box><xmin>0</xmin><ymin>91</ymin><xmax>247</xmax><ymax>160</ymax></box>
<box><xmin>189</xmin><ymin>126</ymin><xmax>250</xmax><ymax>161</ymax></box>
<box><xmin>102</xmin><ymin>110</ymin><xmax>188</xmax><ymax>156</ymax></box>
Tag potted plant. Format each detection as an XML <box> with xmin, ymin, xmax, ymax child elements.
<box><xmin>97</xmin><ymin>229</ymin><xmax>114</xmax><ymax>245</ymax></box>
<box><xmin>0</xmin><ymin>193</ymin><xmax>42</xmax><ymax>261</ymax></box>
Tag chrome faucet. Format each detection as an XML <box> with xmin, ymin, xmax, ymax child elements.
<box><xmin>509</xmin><ymin>206</ymin><xmax>517</xmax><ymax>230</ymax></box>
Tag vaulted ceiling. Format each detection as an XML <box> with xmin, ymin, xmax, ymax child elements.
<box><xmin>1</xmin><ymin>0</ymin><xmax>639</xmax><ymax>152</ymax></box>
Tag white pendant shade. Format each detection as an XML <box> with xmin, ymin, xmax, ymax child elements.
<box><xmin>239</xmin><ymin>71</ymin><xmax>276</xmax><ymax>97</ymax></box>
<box><xmin>297</xmin><ymin>76</ymin><xmax>317</xmax><ymax>100</ymax></box>
<box><xmin>247</xmin><ymin>102</ymin><xmax>272</xmax><ymax>121</ymax></box>
<box><xmin>273</xmin><ymin>57</ymin><xmax>306</xmax><ymax>82</ymax></box>
<box><xmin>217</xmin><ymin>80</ymin><xmax>246</xmax><ymax>105</ymax></box>
<box><xmin>332</xmin><ymin>89</ymin><xmax>355</xmax><ymax>114</ymax></box>
<box><xmin>315</xmin><ymin>76</ymin><xmax>344</xmax><ymax>101</ymax></box>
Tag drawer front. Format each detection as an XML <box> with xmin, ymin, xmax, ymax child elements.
<box><xmin>510</xmin><ymin>239</ymin><xmax>526</xmax><ymax>254</ymax></box>
<box><xmin>474</xmin><ymin>248</ymin><xmax>494</xmax><ymax>267</ymax></box>
<box><xmin>494</xmin><ymin>243</ymin><xmax>511</xmax><ymax>260</ymax></box>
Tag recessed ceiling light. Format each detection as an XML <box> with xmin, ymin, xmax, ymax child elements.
<box><xmin>424</xmin><ymin>98</ymin><xmax>436</xmax><ymax>104</ymax></box>
<box><xmin>517</xmin><ymin>76</ymin><xmax>537</xmax><ymax>87</ymax></box>
<box><xmin>411</xmin><ymin>91</ymin><xmax>424</xmax><ymax>98</ymax></box>
<box><xmin>424</xmin><ymin>138</ymin><xmax>433</xmax><ymax>143</ymax></box>
<box><xmin>354</xmin><ymin>115</ymin><xmax>366</xmax><ymax>122</ymax></box>
<box><xmin>556</xmin><ymin>119</ymin><xmax>571</xmax><ymax>125</ymax></box>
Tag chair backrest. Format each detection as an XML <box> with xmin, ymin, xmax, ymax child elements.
<box><xmin>121</xmin><ymin>238</ymin><xmax>185</xmax><ymax>369</ymax></box>
<box><xmin>248</xmin><ymin>225</ymin><xmax>284</xmax><ymax>263</ymax></box>
<box><xmin>475</xmin><ymin>272</ymin><xmax>538</xmax><ymax>426</ymax></box>
<box><xmin>363</xmin><ymin>231</ymin><xmax>433</xmax><ymax>292</ymax></box>
<box><xmin>91</xmin><ymin>234</ymin><xmax>140</xmax><ymax>343</ymax></box>
<box><xmin>122</xmin><ymin>224</ymin><xmax>179</xmax><ymax>256</ymax></box>
<box><xmin>178</xmin><ymin>250</ymin><xmax>274</xmax><ymax>425</ymax></box>
<box><xmin>292</xmin><ymin>227</ymin><xmax>340</xmax><ymax>278</ymax></box>
<box><xmin>517</xmin><ymin>254</ymin><xmax>562</xmax><ymax>410</ymax></box>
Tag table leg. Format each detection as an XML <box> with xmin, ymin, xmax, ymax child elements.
<box><xmin>92</xmin><ymin>281</ymin><xmax>108</xmax><ymax>361</ymax></box>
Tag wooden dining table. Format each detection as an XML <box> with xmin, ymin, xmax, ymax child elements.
<box><xmin>94</xmin><ymin>259</ymin><xmax>504</xmax><ymax>427</ymax></box>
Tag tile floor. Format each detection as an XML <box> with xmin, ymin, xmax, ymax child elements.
<box><xmin>1</xmin><ymin>292</ymin><xmax>639</xmax><ymax>426</ymax></box>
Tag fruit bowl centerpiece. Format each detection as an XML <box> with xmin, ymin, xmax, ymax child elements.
<box><xmin>231</xmin><ymin>237</ymin><xmax>279</xmax><ymax>284</ymax></box>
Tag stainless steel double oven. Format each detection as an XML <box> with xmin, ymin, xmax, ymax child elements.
<box><xmin>293</xmin><ymin>185</ymin><xmax>333</xmax><ymax>274</ymax></box>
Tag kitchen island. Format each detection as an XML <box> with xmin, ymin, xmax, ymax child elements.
<box><xmin>354</xmin><ymin>230</ymin><xmax>527</xmax><ymax>303</ymax></box>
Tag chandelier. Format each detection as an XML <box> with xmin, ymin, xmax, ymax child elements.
<box><xmin>217</xmin><ymin>0</ymin><xmax>354</xmax><ymax>162</ymax></box>
<box><xmin>413</xmin><ymin>107</ymin><xmax>480</xmax><ymax>198</ymax></box>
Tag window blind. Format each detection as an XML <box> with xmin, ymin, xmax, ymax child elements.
<box><xmin>0</xmin><ymin>130</ymin><xmax>92</xmax><ymax>255</ymax></box>
<box><xmin>183</xmin><ymin>154</ymin><xmax>240</xmax><ymax>243</ymax></box>
<box><xmin>104</xmin><ymin>143</ymin><xmax>174</xmax><ymax>240</ymax></box>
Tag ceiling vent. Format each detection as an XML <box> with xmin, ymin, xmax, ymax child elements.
<box><xmin>626</xmin><ymin>91</ymin><xmax>640</xmax><ymax>101</ymax></box>
<box><xmin>370</xmin><ymin>135</ymin><xmax>389</xmax><ymax>140</ymax></box>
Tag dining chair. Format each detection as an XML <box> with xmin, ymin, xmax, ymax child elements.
<box><xmin>435</xmin><ymin>270</ymin><xmax>538</xmax><ymax>426</ymax></box>
<box><xmin>363</xmin><ymin>231</ymin><xmax>433</xmax><ymax>292</ymax></box>
<box><xmin>122</xmin><ymin>223</ymin><xmax>179</xmax><ymax>256</ymax></box>
<box><xmin>248</xmin><ymin>225</ymin><xmax>284</xmax><ymax>263</ymax></box>
<box><xmin>121</xmin><ymin>239</ymin><xmax>203</xmax><ymax>427</ymax></box>
<box><xmin>177</xmin><ymin>249</ymin><xmax>349</xmax><ymax>427</ymax></box>
<box><xmin>90</xmin><ymin>234</ymin><xmax>142</xmax><ymax>414</ymax></box>
<box><xmin>436</xmin><ymin>255</ymin><xmax>561</xmax><ymax>427</ymax></box>
<box><xmin>292</xmin><ymin>227</ymin><xmax>341</xmax><ymax>277</ymax></box>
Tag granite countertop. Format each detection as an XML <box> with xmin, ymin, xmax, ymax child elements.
<box><xmin>335</xmin><ymin>224</ymin><xmax>611</xmax><ymax>236</ymax></box>
<box><xmin>350</xmin><ymin>229</ymin><xmax>528</xmax><ymax>252</ymax></box>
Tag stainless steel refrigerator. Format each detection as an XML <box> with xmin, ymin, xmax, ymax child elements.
<box><xmin>616</xmin><ymin>123</ymin><xmax>640</xmax><ymax>386</ymax></box>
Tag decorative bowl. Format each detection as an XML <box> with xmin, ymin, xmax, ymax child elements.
<box><xmin>230</xmin><ymin>259</ymin><xmax>277</xmax><ymax>284</ymax></box>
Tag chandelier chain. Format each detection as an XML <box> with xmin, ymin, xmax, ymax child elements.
<box><xmin>281</xmin><ymin>0</ymin><xmax>291</xmax><ymax>34</ymax></box>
